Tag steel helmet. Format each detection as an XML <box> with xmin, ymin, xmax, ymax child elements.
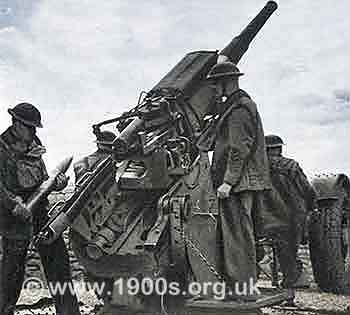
<box><xmin>95</xmin><ymin>130</ymin><xmax>116</xmax><ymax>145</ymax></box>
<box><xmin>8</xmin><ymin>103</ymin><xmax>43</xmax><ymax>128</ymax></box>
<box><xmin>206</xmin><ymin>61</ymin><xmax>244</xmax><ymax>80</ymax></box>
<box><xmin>265</xmin><ymin>134</ymin><xmax>285</xmax><ymax>148</ymax></box>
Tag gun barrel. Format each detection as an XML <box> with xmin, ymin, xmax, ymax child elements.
<box><xmin>113</xmin><ymin>117</ymin><xmax>144</xmax><ymax>157</ymax></box>
<box><xmin>220</xmin><ymin>1</ymin><xmax>278</xmax><ymax>64</ymax></box>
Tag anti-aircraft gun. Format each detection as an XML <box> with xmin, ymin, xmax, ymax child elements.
<box><xmin>36</xmin><ymin>2</ymin><xmax>284</xmax><ymax>314</ymax></box>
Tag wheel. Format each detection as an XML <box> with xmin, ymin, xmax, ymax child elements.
<box><xmin>308</xmin><ymin>199</ymin><xmax>349</xmax><ymax>293</ymax></box>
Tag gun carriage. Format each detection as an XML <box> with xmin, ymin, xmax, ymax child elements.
<box><xmin>35</xmin><ymin>2</ymin><xmax>287</xmax><ymax>314</ymax></box>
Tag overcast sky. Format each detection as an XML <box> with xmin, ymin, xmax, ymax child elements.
<box><xmin>0</xmin><ymin>0</ymin><xmax>349</xmax><ymax>178</ymax></box>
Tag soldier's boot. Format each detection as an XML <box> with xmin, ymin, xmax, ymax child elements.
<box><xmin>279</xmin><ymin>288</ymin><xmax>296</xmax><ymax>307</ymax></box>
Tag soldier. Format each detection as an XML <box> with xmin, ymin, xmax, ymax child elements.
<box><xmin>0</xmin><ymin>103</ymin><xmax>81</xmax><ymax>315</ymax></box>
<box><xmin>73</xmin><ymin>130</ymin><xmax>116</xmax><ymax>182</ymax></box>
<box><xmin>264</xmin><ymin>134</ymin><xmax>315</xmax><ymax>291</ymax></box>
<box><xmin>198</xmin><ymin>61</ymin><xmax>271</xmax><ymax>301</ymax></box>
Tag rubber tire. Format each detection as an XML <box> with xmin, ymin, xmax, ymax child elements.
<box><xmin>308</xmin><ymin>202</ymin><xmax>348</xmax><ymax>293</ymax></box>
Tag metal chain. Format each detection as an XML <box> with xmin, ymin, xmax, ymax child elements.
<box><xmin>175</xmin><ymin>228</ymin><xmax>224</xmax><ymax>282</ymax></box>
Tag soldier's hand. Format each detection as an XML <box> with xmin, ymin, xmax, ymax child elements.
<box><xmin>12</xmin><ymin>198</ymin><xmax>32</xmax><ymax>221</ymax></box>
<box><xmin>54</xmin><ymin>173</ymin><xmax>69</xmax><ymax>191</ymax></box>
<box><xmin>217</xmin><ymin>182</ymin><xmax>232</xmax><ymax>199</ymax></box>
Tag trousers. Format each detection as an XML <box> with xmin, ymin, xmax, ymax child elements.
<box><xmin>0</xmin><ymin>236</ymin><xmax>81</xmax><ymax>315</ymax></box>
<box><xmin>275</xmin><ymin>218</ymin><xmax>305</xmax><ymax>287</ymax></box>
<box><xmin>216</xmin><ymin>191</ymin><xmax>258</xmax><ymax>299</ymax></box>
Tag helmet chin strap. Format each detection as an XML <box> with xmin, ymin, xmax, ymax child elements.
<box><xmin>219</xmin><ymin>80</ymin><xmax>238</xmax><ymax>102</ymax></box>
<box><xmin>219</xmin><ymin>81</ymin><xmax>229</xmax><ymax>102</ymax></box>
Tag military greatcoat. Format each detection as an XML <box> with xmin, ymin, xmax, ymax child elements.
<box><xmin>199</xmin><ymin>89</ymin><xmax>271</xmax><ymax>299</ymax></box>
<box><xmin>0</xmin><ymin>126</ymin><xmax>81</xmax><ymax>315</ymax></box>
<box><xmin>266</xmin><ymin>154</ymin><xmax>315</xmax><ymax>287</ymax></box>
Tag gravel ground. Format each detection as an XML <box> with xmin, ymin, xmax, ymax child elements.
<box><xmin>3</xmin><ymin>236</ymin><xmax>350</xmax><ymax>315</ymax></box>
<box><xmin>14</xmin><ymin>248</ymin><xmax>350</xmax><ymax>315</ymax></box>
<box><xmin>265</xmin><ymin>290</ymin><xmax>350</xmax><ymax>315</ymax></box>
<box><xmin>14</xmin><ymin>288</ymin><xmax>350</xmax><ymax>315</ymax></box>
<box><xmin>1</xmin><ymin>192</ymin><xmax>349</xmax><ymax>314</ymax></box>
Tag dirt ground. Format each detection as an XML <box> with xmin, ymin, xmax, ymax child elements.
<box><xmin>14</xmin><ymin>287</ymin><xmax>350</xmax><ymax>315</ymax></box>
<box><xmin>1</xmin><ymin>232</ymin><xmax>349</xmax><ymax>314</ymax></box>
<box><xmin>12</xmin><ymin>245</ymin><xmax>350</xmax><ymax>315</ymax></box>
<box><xmin>1</xmin><ymin>192</ymin><xmax>349</xmax><ymax>314</ymax></box>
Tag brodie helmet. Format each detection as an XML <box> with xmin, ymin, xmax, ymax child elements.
<box><xmin>206</xmin><ymin>61</ymin><xmax>244</xmax><ymax>80</ymax></box>
<box><xmin>265</xmin><ymin>134</ymin><xmax>285</xmax><ymax>148</ymax></box>
<box><xmin>8</xmin><ymin>103</ymin><xmax>43</xmax><ymax>128</ymax></box>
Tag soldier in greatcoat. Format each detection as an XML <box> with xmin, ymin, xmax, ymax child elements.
<box><xmin>73</xmin><ymin>130</ymin><xmax>116</xmax><ymax>181</ymax></box>
<box><xmin>197</xmin><ymin>61</ymin><xmax>271</xmax><ymax>301</ymax></box>
<box><xmin>0</xmin><ymin>103</ymin><xmax>81</xmax><ymax>315</ymax></box>
<box><xmin>264</xmin><ymin>135</ymin><xmax>315</xmax><ymax>290</ymax></box>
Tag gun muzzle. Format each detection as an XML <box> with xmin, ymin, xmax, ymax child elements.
<box><xmin>220</xmin><ymin>1</ymin><xmax>278</xmax><ymax>64</ymax></box>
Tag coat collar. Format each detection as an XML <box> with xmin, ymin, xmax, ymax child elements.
<box><xmin>1</xmin><ymin>126</ymin><xmax>45</xmax><ymax>158</ymax></box>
